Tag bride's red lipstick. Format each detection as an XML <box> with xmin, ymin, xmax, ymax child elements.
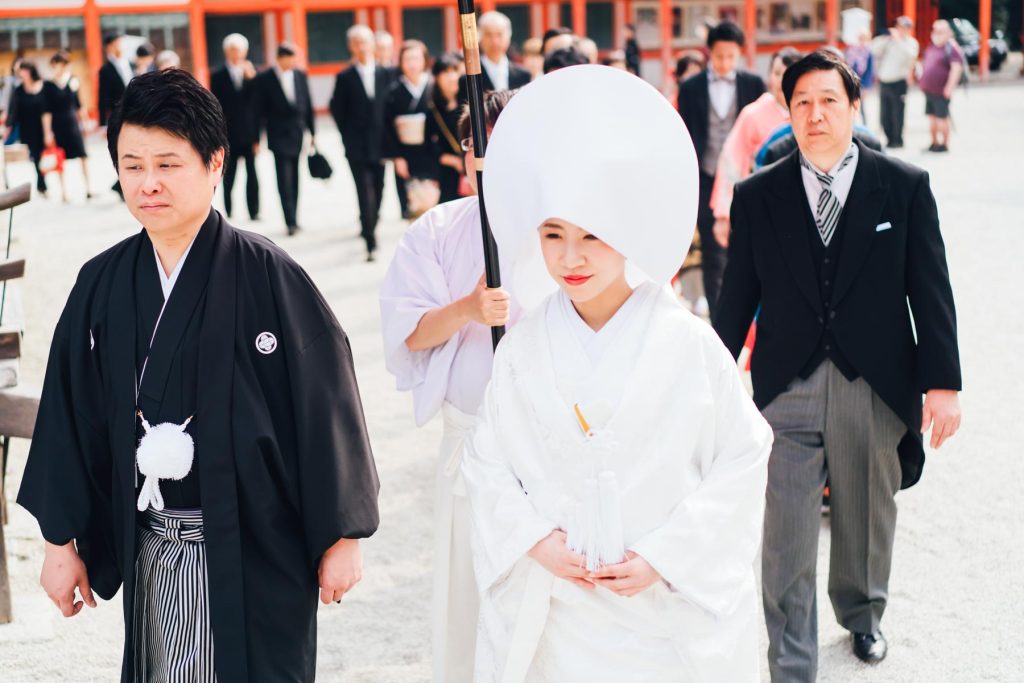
<box><xmin>563</xmin><ymin>275</ymin><xmax>592</xmax><ymax>286</ymax></box>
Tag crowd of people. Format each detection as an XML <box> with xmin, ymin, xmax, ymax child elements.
<box><xmin>7</xmin><ymin>9</ymin><xmax>970</xmax><ymax>683</ymax></box>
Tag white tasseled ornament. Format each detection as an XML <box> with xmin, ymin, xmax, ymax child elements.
<box><xmin>135</xmin><ymin>414</ymin><xmax>195</xmax><ymax>512</ymax></box>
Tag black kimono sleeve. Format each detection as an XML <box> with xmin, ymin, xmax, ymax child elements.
<box><xmin>270</xmin><ymin>261</ymin><xmax>380</xmax><ymax>564</ymax></box>
<box><xmin>17</xmin><ymin>279</ymin><xmax>121</xmax><ymax>597</ymax></box>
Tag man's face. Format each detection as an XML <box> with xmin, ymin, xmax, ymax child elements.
<box><xmin>108</xmin><ymin>38</ymin><xmax>123</xmax><ymax>59</ymax></box>
<box><xmin>117</xmin><ymin>124</ymin><xmax>223</xmax><ymax>237</ymax></box>
<box><xmin>931</xmin><ymin>23</ymin><xmax>951</xmax><ymax>46</ymax></box>
<box><xmin>789</xmin><ymin>69</ymin><xmax>859</xmax><ymax>159</ymax></box>
<box><xmin>277</xmin><ymin>54</ymin><xmax>296</xmax><ymax>72</ymax></box>
<box><xmin>708</xmin><ymin>41</ymin><xmax>741</xmax><ymax>77</ymax></box>
<box><xmin>375</xmin><ymin>39</ymin><xmax>393</xmax><ymax>65</ymax></box>
<box><xmin>350</xmin><ymin>34</ymin><xmax>375</xmax><ymax>64</ymax></box>
<box><xmin>224</xmin><ymin>45</ymin><xmax>246</xmax><ymax>65</ymax></box>
<box><xmin>480</xmin><ymin>24</ymin><xmax>511</xmax><ymax>58</ymax></box>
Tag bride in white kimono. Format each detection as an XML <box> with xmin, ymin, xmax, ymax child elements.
<box><xmin>461</xmin><ymin>66</ymin><xmax>774</xmax><ymax>682</ymax></box>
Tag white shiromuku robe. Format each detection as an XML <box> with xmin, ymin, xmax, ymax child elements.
<box><xmin>462</xmin><ymin>281</ymin><xmax>773</xmax><ymax>682</ymax></box>
<box><xmin>379</xmin><ymin>195</ymin><xmax>517</xmax><ymax>683</ymax></box>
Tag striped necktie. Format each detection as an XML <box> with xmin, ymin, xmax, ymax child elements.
<box><xmin>802</xmin><ymin>149</ymin><xmax>856</xmax><ymax>247</ymax></box>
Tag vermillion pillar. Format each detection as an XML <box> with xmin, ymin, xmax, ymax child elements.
<box><xmin>188</xmin><ymin>0</ymin><xmax>209</xmax><ymax>86</ymax></box>
<box><xmin>660</xmin><ymin>0</ymin><xmax>672</xmax><ymax>93</ymax></box>
<box><xmin>979</xmin><ymin>0</ymin><xmax>992</xmax><ymax>80</ymax></box>
<box><xmin>744</xmin><ymin>0</ymin><xmax>757</xmax><ymax>68</ymax></box>
<box><xmin>84</xmin><ymin>0</ymin><xmax>103</xmax><ymax>119</ymax></box>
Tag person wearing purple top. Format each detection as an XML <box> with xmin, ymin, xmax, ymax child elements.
<box><xmin>918</xmin><ymin>20</ymin><xmax>965</xmax><ymax>152</ymax></box>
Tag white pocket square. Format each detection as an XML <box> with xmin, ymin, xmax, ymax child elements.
<box><xmin>875</xmin><ymin>221</ymin><xmax>893</xmax><ymax>232</ymax></box>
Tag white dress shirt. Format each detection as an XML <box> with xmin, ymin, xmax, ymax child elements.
<box><xmin>355</xmin><ymin>60</ymin><xmax>377</xmax><ymax>99</ymax></box>
<box><xmin>227</xmin><ymin>63</ymin><xmax>245</xmax><ymax>90</ymax></box>
<box><xmin>481</xmin><ymin>55</ymin><xmax>510</xmax><ymax>91</ymax></box>
<box><xmin>707</xmin><ymin>69</ymin><xmax>737</xmax><ymax>119</ymax></box>
<box><xmin>275</xmin><ymin>66</ymin><xmax>296</xmax><ymax>104</ymax></box>
<box><xmin>800</xmin><ymin>142</ymin><xmax>860</xmax><ymax>216</ymax></box>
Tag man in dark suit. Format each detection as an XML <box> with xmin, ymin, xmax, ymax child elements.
<box><xmin>677</xmin><ymin>21</ymin><xmax>764</xmax><ymax>310</ymax></box>
<box><xmin>210</xmin><ymin>33</ymin><xmax>260</xmax><ymax>221</ymax></box>
<box><xmin>254</xmin><ymin>43</ymin><xmax>315</xmax><ymax>236</ymax></box>
<box><xmin>330</xmin><ymin>25</ymin><xmax>389</xmax><ymax>261</ymax></box>
<box><xmin>458</xmin><ymin>11</ymin><xmax>531</xmax><ymax>104</ymax></box>
<box><xmin>714</xmin><ymin>51</ymin><xmax>962</xmax><ymax>680</ymax></box>
<box><xmin>98</xmin><ymin>33</ymin><xmax>130</xmax><ymax>127</ymax></box>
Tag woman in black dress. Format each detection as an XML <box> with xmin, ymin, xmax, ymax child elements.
<box><xmin>5</xmin><ymin>61</ymin><xmax>49</xmax><ymax>196</ymax></box>
<box><xmin>384</xmin><ymin>40</ymin><xmax>440</xmax><ymax>218</ymax></box>
<box><xmin>425</xmin><ymin>52</ymin><xmax>465</xmax><ymax>204</ymax></box>
<box><xmin>45</xmin><ymin>51</ymin><xmax>93</xmax><ymax>200</ymax></box>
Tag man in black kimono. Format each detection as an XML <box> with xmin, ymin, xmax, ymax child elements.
<box><xmin>18</xmin><ymin>69</ymin><xmax>380</xmax><ymax>682</ymax></box>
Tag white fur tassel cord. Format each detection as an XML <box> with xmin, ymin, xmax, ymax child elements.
<box><xmin>136</xmin><ymin>413</ymin><xmax>195</xmax><ymax>512</ymax></box>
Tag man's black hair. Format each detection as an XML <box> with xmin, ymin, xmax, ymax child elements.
<box><xmin>772</xmin><ymin>46</ymin><xmax>803</xmax><ymax>70</ymax></box>
<box><xmin>781</xmin><ymin>49</ymin><xmax>861</xmax><ymax>108</ymax></box>
<box><xmin>277</xmin><ymin>42</ymin><xmax>297</xmax><ymax>58</ymax></box>
<box><xmin>543</xmin><ymin>47</ymin><xmax>589</xmax><ymax>74</ymax></box>
<box><xmin>706</xmin><ymin>21</ymin><xmax>745</xmax><ymax>49</ymax></box>
<box><xmin>107</xmin><ymin>69</ymin><xmax>229</xmax><ymax>169</ymax></box>
<box><xmin>102</xmin><ymin>32</ymin><xmax>120</xmax><ymax>48</ymax></box>
<box><xmin>136</xmin><ymin>42</ymin><xmax>154</xmax><ymax>58</ymax></box>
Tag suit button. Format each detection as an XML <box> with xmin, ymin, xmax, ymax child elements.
<box><xmin>829</xmin><ymin>311</ymin><xmax>836</xmax><ymax>319</ymax></box>
<box><xmin>817</xmin><ymin>316</ymin><xmax>824</xmax><ymax>325</ymax></box>
<box><xmin>825</xmin><ymin>344</ymin><xmax>832</xmax><ymax>351</ymax></box>
<box><xmin>823</xmin><ymin>257</ymin><xmax>831</xmax><ymax>265</ymax></box>
<box><xmin>824</xmin><ymin>279</ymin><xmax>831</xmax><ymax>286</ymax></box>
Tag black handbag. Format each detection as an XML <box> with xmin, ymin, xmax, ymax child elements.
<box><xmin>307</xmin><ymin>149</ymin><xmax>332</xmax><ymax>180</ymax></box>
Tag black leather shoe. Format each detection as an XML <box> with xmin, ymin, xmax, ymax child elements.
<box><xmin>852</xmin><ymin>631</ymin><xmax>887</xmax><ymax>663</ymax></box>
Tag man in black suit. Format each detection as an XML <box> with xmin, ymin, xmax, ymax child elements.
<box><xmin>458</xmin><ymin>11</ymin><xmax>531</xmax><ymax>104</ymax></box>
<box><xmin>677</xmin><ymin>21</ymin><xmax>764</xmax><ymax>310</ymax></box>
<box><xmin>330</xmin><ymin>25</ymin><xmax>389</xmax><ymax>261</ymax></box>
<box><xmin>98</xmin><ymin>33</ymin><xmax>131</xmax><ymax>127</ymax></box>
<box><xmin>210</xmin><ymin>33</ymin><xmax>260</xmax><ymax>221</ymax></box>
<box><xmin>714</xmin><ymin>51</ymin><xmax>962</xmax><ymax>680</ymax></box>
<box><xmin>254</xmin><ymin>43</ymin><xmax>315</xmax><ymax>236</ymax></box>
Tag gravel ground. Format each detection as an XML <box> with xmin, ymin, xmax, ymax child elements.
<box><xmin>1</xmin><ymin>81</ymin><xmax>1022</xmax><ymax>682</ymax></box>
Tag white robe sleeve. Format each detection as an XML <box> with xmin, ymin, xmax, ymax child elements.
<box><xmin>462</xmin><ymin>345</ymin><xmax>559</xmax><ymax>591</ymax></box>
<box><xmin>629</xmin><ymin>333</ymin><xmax>773</xmax><ymax>617</ymax></box>
<box><xmin>379</xmin><ymin>208</ymin><xmax>461</xmax><ymax>426</ymax></box>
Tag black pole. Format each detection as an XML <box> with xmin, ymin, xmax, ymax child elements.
<box><xmin>457</xmin><ymin>0</ymin><xmax>505</xmax><ymax>349</ymax></box>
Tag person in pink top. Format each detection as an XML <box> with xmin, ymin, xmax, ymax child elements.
<box><xmin>710</xmin><ymin>48</ymin><xmax>802</xmax><ymax>249</ymax></box>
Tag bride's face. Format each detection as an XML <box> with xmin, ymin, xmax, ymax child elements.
<box><xmin>539</xmin><ymin>218</ymin><xmax>626</xmax><ymax>304</ymax></box>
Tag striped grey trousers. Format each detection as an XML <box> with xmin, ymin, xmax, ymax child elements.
<box><xmin>761</xmin><ymin>361</ymin><xmax>906</xmax><ymax>683</ymax></box>
<box><xmin>133</xmin><ymin>508</ymin><xmax>216</xmax><ymax>683</ymax></box>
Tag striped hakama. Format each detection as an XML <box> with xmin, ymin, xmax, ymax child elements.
<box><xmin>133</xmin><ymin>508</ymin><xmax>216</xmax><ymax>683</ymax></box>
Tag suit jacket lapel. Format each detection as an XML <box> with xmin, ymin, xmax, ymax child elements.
<box><xmin>768</xmin><ymin>152</ymin><xmax>823</xmax><ymax>314</ymax></box>
<box><xmin>831</xmin><ymin>141</ymin><xmax>888</xmax><ymax>307</ymax></box>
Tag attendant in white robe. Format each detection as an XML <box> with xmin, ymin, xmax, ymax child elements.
<box><xmin>461</xmin><ymin>65</ymin><xmax>774</xmax><ymax>682</ymax></box>
<box><xmin>379</xmin><ymin>90</ymin><xmax>519</xmax><ymax>683</ymax></box>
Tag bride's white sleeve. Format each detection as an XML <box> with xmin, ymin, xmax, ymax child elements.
<box><xmin>630</xmin><ymin>334</ymin><xmax>773</xmax><ymax>617</ymax></box>
<box><xmin>461</xmin><ymin>346</ymin><xmax>558</xmax><ymax>592</ymax></box>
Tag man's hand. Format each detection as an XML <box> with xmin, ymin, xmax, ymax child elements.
<box><xmin>589</xmin><ymin>551</ymin><xmax>662</xmax><ymax>597</ymax></box>
<box><xmin>394</xmin><ymin>157</ymin><xmax>410</xmax><ymax>179</ymax></box>
<box><xmin>243</xmin><ymin>60</ymin><xmax>257</xmax><ymax>80</ymax></box>
<box><xmin>461</xmin><ymin>275</ymin><xmax>510</xmax><ymax>327</ymax></box>
<box><xmin>252</xmin><ymin>142</ymin><xmax>260</xmax><ymax>156</ymax></box>
<box><xmin>713</xmin><ymin>217</ymin><xmax>731</xmax><ymax>248</ymax></box>
<box><xmin>41</xmin><ymin>541</ymin><xmax>96</xmax><ymax>617</ymax></box>
<box><xmin>440</xmin><ymin>154</ymin><xmax>464</xmax><ymax>173</ymax></box>
<box><xmin>527</xmin><ymin>530</ymin><xmax>594</xmax><ymax>590</ymax></box>
<box><xmin>318</xmin><ymin>538</ymin><xmax>363</xmax><ymax>604</ymax></box>
<box><xmin>921</xmin><ymin>389</ymin><xmax>961</xmax><ymax>449</ymax></box>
